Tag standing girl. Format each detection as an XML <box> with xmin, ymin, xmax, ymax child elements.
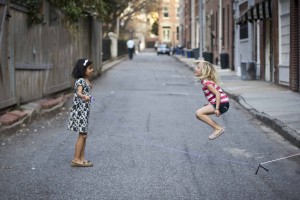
<box><xmin>194</xmin><ymin>60</ymin><xmax>229</xmax><ymax>140</ymax></box>
<box><xmin>68</xmin><ymin>59</ymin><xmax>94</xmax><ymax>167</ymax></box>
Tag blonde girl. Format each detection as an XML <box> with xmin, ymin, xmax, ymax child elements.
<box><xmin>194</xmin><ymin>60</ymin><xmax>229</xmax><ymax>140</ymax></box>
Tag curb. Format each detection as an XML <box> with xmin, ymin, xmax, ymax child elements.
<box><xmin>102</xmin><ymin>56</ymin><xmax>127</xmax><ymax>73</ymax></box>
<box><xmin>229</xmin><ymin>93</ymin><xmax>300</xmax><ymax>148</ymax></box>
<box><xmin>0</xmin><ymin>94</ymin><xmax>71</xmax><ymax>134</ymax></box>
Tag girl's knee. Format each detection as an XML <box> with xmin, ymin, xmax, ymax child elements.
<box><xmin>196</xmin><ymin>110</ymin><xmax>203</xmax><ymax>119</ymax></box>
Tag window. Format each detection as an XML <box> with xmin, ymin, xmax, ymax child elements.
<box><xmin>279</xmin><ymin>0</ymin><xmax>290</xmax><ymax>66</ymax></box>
<box><xmin>177</xmin><ymin>7</ymin><xmax>180</xmax><ymax>18</ymax></box>
<box><xmin>239</xmin><ymin>2</ymin><xmax>248</xmax><ymax>40</ymax></box>
<box><xmin>163</xmin><ymin>27</ymin><xmax>170</xmax><ymax>41</ymax></box>
<box><xmin>240</xmin><ymin>23</ymin><xmax>248</xmax><ymax>39</ymax></box>
<box><xmin>163</xmin><ymin>7</ymin><xmax>169</xmax><ymax>18</ymax></box>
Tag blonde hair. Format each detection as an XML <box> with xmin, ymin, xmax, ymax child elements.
<box><xmin>196</xmin><ymin>61</ymin><xmax>221</xmax><ymax>85</ymax></box>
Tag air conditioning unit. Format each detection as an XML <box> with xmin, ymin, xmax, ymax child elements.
<box><xmin>240</xmin><ymin>61</ymin><xmax>256</xmax><ymax>80</ymax></box>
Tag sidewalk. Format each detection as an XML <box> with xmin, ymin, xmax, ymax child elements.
<box><xmin>175</xmin><ymin>55</ymin><xmax>300</xmax><ymax>148</ymax></box>
<box><xmin>0</xmin><ymin>58</ymin><xmax>125</xmax><ymax>134</ymax></box>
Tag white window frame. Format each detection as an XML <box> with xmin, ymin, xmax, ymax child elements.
<box><xmin>278</xmin><ymin>0</ymin><xmax>290</xmax><ymax>85</ymax></box>
<box><xmin>163</xmin><ymin>7</ymin><xmax>169</xmax><ymax>18</ymax></box>
<box><xmin>163</xmin><ymin>27</ymin><xmax>170</xmax><ymax>42</ymax></box>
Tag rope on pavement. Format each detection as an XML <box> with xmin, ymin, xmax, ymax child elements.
<box><xmin>255</xmin><ymin>152</ymin><xmax>300</xmax><ymax>175</ymax></box>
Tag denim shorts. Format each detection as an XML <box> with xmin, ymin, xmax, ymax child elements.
<box><xmin>212</xmin><ymin>102</ymin><xmax>230</xmax><ymax>114</ymax></box>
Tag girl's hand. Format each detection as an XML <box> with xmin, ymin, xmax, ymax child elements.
<box><xmin>83</xmin><ymin>95</ymin><xmax>90</xmax><ymax>102</ymax></box>
<box><xmin>215</xmin><ymin>109</ymin><xmax>221</xmax><ymax>117</ymax></box>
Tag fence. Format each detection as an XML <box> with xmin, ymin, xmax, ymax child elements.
<box><xmin>0</xmin><ymin>1</ymin><xmax>102</xmax><ymax>110</ymax></box>
<box><xmin>118</xmin><ymin>40</ymin><xmax>127</xmax><ymax>57</ymax></box>
<box><xmin>0</xmin><ymin>3</ymin><xmax>17</xmax><ymax>109</ymax></box>
<box><xmin>102</xmin><ymin>39</ymin><xmax>111</xmax><ymax>62</ymax></box>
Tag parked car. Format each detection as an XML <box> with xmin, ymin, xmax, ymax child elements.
<box><xmin>157</xmin><ymin>44</ymin><xmax>170</xmax><ymax>55</ymax></box>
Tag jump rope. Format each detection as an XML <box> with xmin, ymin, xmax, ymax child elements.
<box><xmin>255</xmin><ymin>153</ymin><xmax>300</xmax><ymax>175</ymax></box>
<box><xmin>145</xmin><ymin>136</ymin><xmax>300</xmax><ymax>175</ymax></box>
<box><xmin>91</xmin><ymin>95</ymin><xmax>300</xmax><ymax>175</ymax></box>
<box><xmin>143</xmin><ymin>114</ymin><xmax>300</xmax><ymax>175</ymax></box>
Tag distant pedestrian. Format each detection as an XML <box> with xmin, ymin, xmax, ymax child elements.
<box><xmin>126</xmin><ymin>39</ymin><xmax>135</xmax><ymax>59</ymax></box>
<box><xmin>68</xmin><ymin>58</ymin><xmax>94</xmax><ymax>167</ymax></box>
<box><xmin>194</xmin><ymin>60</ymin><xmax>229</xmax><ymax>140</ymax></box>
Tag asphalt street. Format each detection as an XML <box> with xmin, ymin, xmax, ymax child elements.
<box><xmin>0</xmin><ymin>50</ymin><xmax>299</xmax><ymax>200</ymax></box>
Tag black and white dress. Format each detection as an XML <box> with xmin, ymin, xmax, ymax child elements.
<box><xmin>67</xmin><ymin>78</ymin><xmax>91</xmax><ymax>133</ymax></box>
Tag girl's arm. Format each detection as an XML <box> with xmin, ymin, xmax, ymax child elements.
<box><xmin>206</xmin><ymin>84</ymin><xmax>221</xmax><ymax>117</ymax></box>
<box><xmin>77</xmin><ymin>85</ymin><xmax>90</xmax><ymax>102</ymax></box>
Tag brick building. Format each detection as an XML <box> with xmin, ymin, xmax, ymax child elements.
<box><xmin>184</xmin><ymin>0</ymin><xmax>192</xmax><ymax>48</ymax></box>
<box><xmin>236</xmin><ymin>0</ymin><xmax>299</xmax><ymax>92</ymax></box>
<box><xmin>178</xmin><ymin>0</ymin><xmax>234</xmax><ymax>67</ymax></box>
<box><xmin>175</xmin><ymin>0</ymin><xmax>299</xmax><ymax>92</ymax></box>
<box><xmin>290</xmin><ymin>0</ymin><xmax>299</xmax><ymax>92</ymax></box>
<box><xmin>158</xmin><ymin>0</ymin><xmax>180</xmax><ymax>46</ymax></box>
<box><xmin>205</xmin><ymin>0</ymin><xmax>234</xmax><ymax>67</ymax></box>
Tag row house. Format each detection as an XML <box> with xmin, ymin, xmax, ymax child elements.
<box><xmin>235</xmin><ymin>0</ymin><xmax>273</xmax><ymax>81</ymax></box>
<box><xmin>158</xmin><ymin>0</ymin><xmax>180</xmax><ymax>46</ymax></box>
<box><xmin>205</xmin><ymin>0</ymin><xmax>234</xmax><ymax>68</ymax></box>
<box><xmin>236</xmin><ymin>0</ymin><xmax>299</xmax><ymax>92</ymax></box>
<box><xmin>178</xmin><ymin>0</ymin><xmax>299</xmax><ymax>92</ymax></box>
<box><xmin>179</xmin><ymin>0</ymin><xmax>234</xmax><ymax>68</ymax></box>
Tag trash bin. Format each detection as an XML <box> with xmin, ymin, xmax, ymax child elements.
<box><xmin>241</xmin><ymin>61</ymin><xmax>256</xmax><ymax>80</ymax></box>
<box><xmin>203</xmin><ymin>52</ymin><xmax>213</xmax><ymax>63</ymax></box>
<box><xmin>175</xmin><ymin>45</ymin><xmax>184</xmax><ymax>55</ymax></box>
<box><xmin>220</xmin><ymin>53</ymin><xmax>229</xmax><ymax>69</ymax></box>
<box><xmin>186</xmin><ymin>50</ymin><xmax>194</xmax><ymax>58</ymax></box>
<box><xmin>193</xmin><ymin>48</ymin><xmax>199</xmax><ymax>59</ymax></box>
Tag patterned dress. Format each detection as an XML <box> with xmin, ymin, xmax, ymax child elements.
<box><xmin>67</xmin><ymin>78</ymin><xmax>91</xmax><ymax>133</ymax></box>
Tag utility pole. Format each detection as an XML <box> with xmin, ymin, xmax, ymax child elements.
<box><xmin>198</xmin><ymin>0</ymin><xmax>204</xmax><ymax>60</ymax></box>
<box><xmin>191</xmin><ymin>0</ymin><xmax>195</xmax><ymax>48</ymax></box>
<box><xmin>179</xmin><ymin>0</ymin><xmax>184</xmax><ymax>47</ymax></box>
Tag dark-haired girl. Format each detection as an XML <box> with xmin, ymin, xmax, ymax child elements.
<box><xmin>68</xmin><ymin>59</ymin><xmax>94</xmax><ymax>167</ymax></box>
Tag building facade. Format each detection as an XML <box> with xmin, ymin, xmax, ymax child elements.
<box><xmin>175</xmin><ymin>0</ymin><xmax>299</xmax><ymax>92</ymax></box>
<box><xmin>235</xmin><ymin>0</ymin><xmax>299</xmax><ymax>92</ymax></box>
<box><xmin>178</xmin><ymin>0</ymin><xmax>234</xmax><ymax>68</ymax></box>
<box><xmin>204</xmin><ymin>0</ymin><xmax>234</xmax><ymax>67</ymax></box>
<box><xmin>158</xmin><ymin>0</ymin><xmax>180</xmax><ymax>46</ymax></box>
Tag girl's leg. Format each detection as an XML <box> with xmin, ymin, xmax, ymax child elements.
<box><xmin>80</xmin><ymin>134</ymin><xmax>87</xmax><ymax>162</ymax></box>
<box><xmin>73</xmin><ymin>132</ymin><xmax>86</xmax><ymax>164</ymax></box>
<box><xmin>196</xmin><ymin>104</ymin><xmax>222</xmax><ymax>132</ymax></box>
